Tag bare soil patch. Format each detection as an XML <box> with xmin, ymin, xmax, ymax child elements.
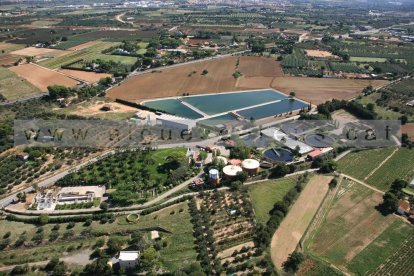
<box><xmin>11</xmin><ymin>47</ymin><xmax>69</xmax><ymax>58</ymax></box>
<box><xmin>305</xmin><ymin>49</ymin><xmax>338</xmax><ymax>58</ymax></box>
<box><xmin>271</xmin><ymin>175</ymin><xmax>331</xmax><ymax>269</ymax></box>
<box><xmin>58</xmin><ymin>69</ymin><xmax>112</xmax><ymax>83</ymax></box>
<box><xmin>401</xmin><ymin>123</ymin><xmax>414</xmax><ymax>142</ymax></box>
<box><xmin>271</xmin><ymin>77</ymin><xmax>389</xmax><ymax>104</ymax></box>
<box><xmin>73</xmin><ymin>101</ymin><xmax>138</xmax><ymax>116</ymax></box>
<box><xmin>308</xmin><ymin>180</ymin><xmax>395</xmax><ymax>268</ymax></box>
<box><xmin>10</xmin><ymin>64</ymin><xmax>79</xmax><ymax>91</ymax></box>
<box><xmin>107</xmin><ymin>56</ymin><xmax>387</xmax><ymax>104</ymax></box>
<box><xmin>107</xmin><ymin>56</ymin><xmax>239</xmax><ymax>101</ymax></box>
<box><xmin>216</xmin><ymin>241</ymin><xmax>255</xmax><ymax>259</ymax></box>
<box><xmin>238</xmin><ymin>56</ymin><xmax>282</xmax><ymax>77</ymax></box>
<box><xmin>67</xmin><ymin>41</ymin><xmax>99</xmax><ymax>51</ymax></box>
<box><xmin>0</xmin><ymin>54</ymin><xmax>18</xmax><ymax>66</ymax></box>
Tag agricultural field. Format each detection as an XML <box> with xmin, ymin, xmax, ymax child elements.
<box><xmin>0</xmin><ymin>203</ymin><xmax>198</xmax><ymax>272</ymax></box>
<box><xmin>271</xmin><ymin>175</ymin><xmax>331</xmax><ymax>269</ymax></box>
<box><xmin>107</xmin><ymin>55</ymin><xmax>386</xmax><ymax>104</ymax></box>
<box><xmin>305</xmin><ymin>50</ymin><xmax>338</xmax><ymax>58</ymax></box>
<box><xmin>0</xmin><ymin>42</ymin><xmax>25</xmax><ymax>54</ymax></box>
<box><xmin>357</xmin><ymin>92</ymin><xmax>413</xmax><ymax>121</ymax></box>
<box><xmin>347</xmin><ymin>220</ymin><xmax>414</xmax><ymax>275</ymax></box>
<box><xmin>366</xmin><ymin>147</ymin><xmax>414</xmax><ymax>191</ymax></box>
<box><xmin>58</xmin><ymin>69</ymin><xmax>111</xmax><ymax>84</ymax></box>
<box><xmin>107</xmin><ymin>56</ymin><xmax>240</xmax><ymax>101</ymax></box>
<box><xmin>401</xmin><ymin>123</ymin><xmax>414</xmax><ymax>141</ymax></box>
<box><xmin>248</xmin><ymin>177</ymin><xmax>298</xmax><ymax>224</ymax></box>
<box><xmin>38</xmin><ymin>41</ymin><xmax>121</xmax><ymax>69</ymax></box>
<box><xmin>11</xmin><ymin>47</ymin><xmax>69</xmax><ymax>58</ymax></box>
<box><xmin>9</xmin><ymin>64</ymin><xmax>79</xmax><ymax>92</ymax></box>
<box><xmin>306</xmin><ymin>179</ymin><xmax>397</xmax><ymax>273</ymax></box>
<box><xmin>189</xmin><ymin>190</ymin><xmax>270</xmax><ymax>274</ymax></box>
<box><xmin>375</xmin><ymin>78</ymin><xmax>414</xmax><ymax>118</ymax></box>
<box><xmin>53</xmin><ymin>98</ymin><xmax>138</xmax><ymax>120</ymax></box>
<box><xmin>0</xmin><ymin>67</ymin><xmax>41</xmax><ymax>100</ymax></box>
<box><xmin>297</xmin><ymin>258</ymin><xmax>343</xmax><ymax>276</ymax></box>
<box><xmin>337</xmin><ymin>147</ymin><xmax>396</xmax><ymax>181</ymax></box>
<box><xmin>56</xmin><ymin>148</ymin><xmax>192</xmax><ymax>206</ymax></box>
<box><xmin>271</xmin><ymin>77</ymin><xmax>388</xmax><ymax>104</ymax></box>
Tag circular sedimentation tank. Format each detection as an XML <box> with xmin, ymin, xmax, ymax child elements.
<box><xmin>263</xmin><ymin>148</ymin><xmax>294</xmax><ymax>163</ymax></box>
<box><xmin>304</xmin><ymin>133</ymin><xmax>334</xmax><ymax>148</ymax></box>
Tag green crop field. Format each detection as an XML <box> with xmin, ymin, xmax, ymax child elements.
<box><xmin>337</xmin><ymin>147</ymin><xmax>396</xmax><ymax>180</ymax></box>
<box><xmin>347</xmin><ymin>220</ymin><xmax>414</xmax><ymax>275</ymax></box>
<box><xmin>39</xmin><ymin>41</ymin><xmax>120</xmax><ymax>69</ymax></box>
<box><xmin>248</xmin><ymin>177</ymin><xmax>297</xmax><ymax>224</ymax></box>
<box><xmin>366</xmin><ymin>147</ymin><xmax>414</xmax><ymax>191</ymax></box>
<box><xmin>350</xmin><ymin>57</ymin><xmax>387</xmax><ymax>62</ymax></box>
<box><xmin>306</xmin><ymin>179</ymin><xmax>397</xmax><ymax>271</ymax></box>
<box><xmin>0</xmin><ymin>67</ymin><xmax>41</xmax><ymax>100</ymax></box>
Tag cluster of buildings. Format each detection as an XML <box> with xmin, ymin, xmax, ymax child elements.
<box><xmin>32</xmin><ymin>185</ymin><xmax>105</xmax><ymax>211</ymax></box>
<box><xmin>191</xmin><ymin>156</ymin><xmax>261</xmax><ymax>188</ymax></box>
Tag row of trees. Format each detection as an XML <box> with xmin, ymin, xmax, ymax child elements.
<box><xmin>254</xmin><ymin>174</ymin><xmax>309</xmax><ymax>249</ymax></box>
<box><xmin>380</xmin><ymin>179</ymin><xmax>409</xmax><ymax>215</ymax></box>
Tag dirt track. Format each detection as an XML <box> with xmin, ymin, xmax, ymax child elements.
<box><xmin>270</xmin><ymin>175</ymin><xmax>331</xmax><ymax>269</ymax></box>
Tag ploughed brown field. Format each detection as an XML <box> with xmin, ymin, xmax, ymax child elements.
<box><xmin>10</xmin><ymin>64</ymin><xmax>79</xmax><ymax>91</ymax></box>
<box><xmin>11</xmin><ymin>47</ymin><xmax>69</xmax><ymax>58</ymax></box>
<box><xmin>106</xmin><ymin>56</ymin><xmax>389</xmax><ymax>104</ymax></box>
<box><xmin>58</xmin><ymin>69</ymin><xmax>112</xmax><ymax>84</ymax></box>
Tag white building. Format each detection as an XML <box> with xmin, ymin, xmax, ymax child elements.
<box><xmin>118</xmin><ymin>251</ymin><xmax>140</xmax><ymax>270</ymax></box>
<box><xmin>156</xmin><ymin>114</ymin><xmax>196</xmax><ymax>131</ymax></box>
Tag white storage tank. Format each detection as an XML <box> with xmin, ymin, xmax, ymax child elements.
<box><xmin>209</xmin><ymin>169</ymin><xmax>220</xmax><ymax>180</ymax></box>
<box><xmin>222</xmin><ymin>165</ymin><xmax>243</xmax><ymax>178</ymax></box>
<box><xmin>241</xmin><ymin>159</ymin><xmax>260</xmax><ymax>175</ymax></box>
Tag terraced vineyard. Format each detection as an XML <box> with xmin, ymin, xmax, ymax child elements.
<box><xmin>371</xmin><ymin>235</ymin><xmax>414</xmax><ymax>276</ymax></box>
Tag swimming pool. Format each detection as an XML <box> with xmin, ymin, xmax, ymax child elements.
<box><xmin>237</xmin><ymin>99</ymin><xmax>308</xmax><ymax>120</ymax></box>
<box><xmin>181</xmin><ymin>89</ymin><xmax>288</xmax><ymax>115</ymax></box>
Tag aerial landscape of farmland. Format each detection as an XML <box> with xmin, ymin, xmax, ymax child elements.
<box><xmin>0</xmin><ymin>0</ymin><xmax>413</xmax><ymax>275</ymax></box>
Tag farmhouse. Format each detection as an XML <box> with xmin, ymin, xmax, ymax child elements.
<box><xmin>150</xmin><ymin>230</ymin><xmax>160</xmax><ymax>240</ymax></box>
<box><xmin>397</xmin><ymin>199</ymin><xmax>411</xmax><ymax>215</ymax></box>
<box><xmin>307</xmin><ymin>147</ymin><xmax>334</xmax><ymax>160</ymax></box>
<box><xmin>57</xmin><ymin>185</ymin><xmax>105</xmax><ymax>205</ymax></box>
<box><xmin>406</xmin><ymin>99</ymin><xmax>414</xmax><ymax>107</ymax></box>
<box><xmin>117</xmin><ymin>251</ymin><xmax>140</xmax><ymax>270</ymax></box>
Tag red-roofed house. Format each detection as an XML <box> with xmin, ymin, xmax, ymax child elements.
<box><xmin>397</xmin><ymin>199</ymin><xmax>411</xmax><ymax>215</ymax></box>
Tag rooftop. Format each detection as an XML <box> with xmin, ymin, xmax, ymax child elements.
<box><xmin>119</xmin><ymin>251</ymin><xmax>140</xmax><ymax>261</ymax></box>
